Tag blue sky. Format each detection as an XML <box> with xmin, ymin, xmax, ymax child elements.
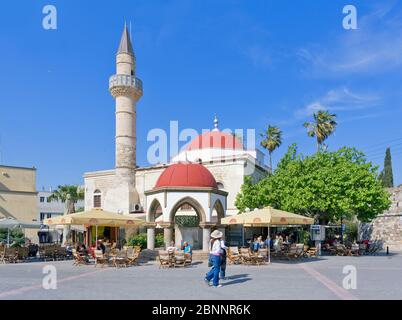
<box><xmin>1</xmin><ymin>0</ymin><xmax>402</xmax><ymax>189</ymax></box>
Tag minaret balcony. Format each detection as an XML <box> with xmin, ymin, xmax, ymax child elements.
<box><xmin>109</xmin><ymin>74</ymin><xmax>143</xmax><ymax>99</ymax></box>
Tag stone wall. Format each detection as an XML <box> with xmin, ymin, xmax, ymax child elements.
<box><xmin>359</xmin><ymin>186</ymin><xmax>402</xmax><ymax>251</ymax></box>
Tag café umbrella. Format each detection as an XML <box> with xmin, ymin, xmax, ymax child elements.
<box><xmin>0</xmin><ymin>217</ymin><xmax>41</xmax><ymax>247</ymax></box>
<box><xmin>43</xmin><ymin>208</ymin><xmax>145</xmax><ymax>246</ymax></box>
<box><xmin>221</xmin><ymin>206</ymin><xmax>314</xmax><ymax>263</ymax></box>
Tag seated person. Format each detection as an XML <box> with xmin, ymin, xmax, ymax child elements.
<box><xmin>96</xmin><ymin>240</ymin><xmax>106</xmax><ymax>254</ymax></box>
<box><xmin>76</xmin><ymin>242</ymin><xmax>87</xmax><ymax>254</ymax></box>
<box><xmin>182</xmin><ymin>241</ymin><xmax>192</xmax><ymax>256</ymax></box>
<box><xmin>166</xmin><ymin>240</ymin><xmax>176</xmax><ymax>253</ymax></box>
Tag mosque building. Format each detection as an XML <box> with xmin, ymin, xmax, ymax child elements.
<box><xmin>83</xmin><ymin>26</ymin><xmax>270</xmax><ymax>251</ymax></box>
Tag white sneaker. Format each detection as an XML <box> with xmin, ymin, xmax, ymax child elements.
<box><xmin>213</xmin><ymin>284</ymin><xmax>223</xmax><ymax>288</ymax></box>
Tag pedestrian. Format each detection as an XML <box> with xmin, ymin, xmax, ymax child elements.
<box><xmin>204</xmin><ymin>230</ymin><xmax>224</xmax><ymax>288</ymax></box>
<box><xmin>220</xmin><ymin>237</ymin><xmax>228</xmax><ymax>280</ymax></box>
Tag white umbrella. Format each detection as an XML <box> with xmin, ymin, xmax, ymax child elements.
<box><xmin>0</xmin><ymin>218</ymin><xmax>41</xmax><ymax>247</ymax></box>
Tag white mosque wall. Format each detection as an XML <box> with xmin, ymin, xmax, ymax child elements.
<box><xmin>85</xmin><ymin>155</ymin><xmax>268</xmax><ymax>219</ymax></box>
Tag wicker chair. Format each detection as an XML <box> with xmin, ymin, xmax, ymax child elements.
<box><xmin>240</xmin><ymin>248</ymin><xmax>253</xmax><ymax>265</ymax></box>
<box><xmin>228</xmin><ymin>247</ymin><xmax>242</xmax><ymax>264</ymax></box>
<box><xmin>126</xmin><ymin>247</ymin><xmax>140</xmax><ymax>266</ymax></box>
<box><xmin>72</xmin><ymin>249</ymin><xmax>88</xmax><ymax>266</ymax></box>
<box><xmin>94</xmin><ymin>249</ymin><xmax>108</xmax><ymax>267</ymax></box>
<box><xmin>158</xmin><ymin>250</ymin><xmax>172</xmax><ymax>268</ymax></box>
<box><xmin>173</xmin><ymin>251</ymin><xmax>186</xmax><ymax>268</ymax></box>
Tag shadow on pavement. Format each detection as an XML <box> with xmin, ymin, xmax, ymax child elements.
<box><xmin>222</xmin><ymin>273</ymin><xmax>252</xmax><ymax>286</ymax></box>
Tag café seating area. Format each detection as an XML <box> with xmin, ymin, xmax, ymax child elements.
<box><xmin>227</xmin><ymin>244</ymin><xmax>317</xmax><ymax>265</ymax></box>
<box><xmin>157</xmin><ymin>250</ymin><xmax>193</xmax><ymax>268</ymax></box>
<box><xmin>0</xmin><ymin>243</ymin><xmax>70</xmax><ymax>263</ymax></box>
<box><xmin>73</xmin><ymin>245</ymin><xmax>142</xmax><ymax>268</ymax></box>
<box><xmin>322</xmin><ymin>240</ymin><xmax>383</xmax><ymax>256</ymax></box>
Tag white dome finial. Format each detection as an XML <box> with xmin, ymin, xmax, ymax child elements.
<box><xmin>213</xmin><ymin>115</ymin><xmax>219</xmax><ymax>132</ymax></box>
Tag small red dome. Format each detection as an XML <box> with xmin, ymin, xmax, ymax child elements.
<box><xmin>155</xmin><ymin>163</ymin><xmax>218</xmax><ymax>189</ymax></box>
<box><xmin>185</xmin><ymin>131</ymin><xmax>243</xmax><ymax>151</ymax></box>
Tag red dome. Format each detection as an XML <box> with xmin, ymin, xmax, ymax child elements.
<box><xmin>155</xmin><ymin>163</ymin><xmax>218</xmax><ymax>189</ymax></box>
<box><xmin>185</xmin><ymin>131</ymin><xmax>244</xmax><ymax>151</ymax></box>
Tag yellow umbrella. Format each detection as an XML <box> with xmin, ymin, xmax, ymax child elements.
<box><xmin>44</xmin><ymin>209</ymin><xmax>145</xmax><ymax>256</ymax></box>
<box><xmin>221</xmin><ymin>207</ymin><xmax>314</xmax><ymax>264</ymax></box>
<box><xmin>243</xmin><ymin>207</ymin><xmax>314</xmax><ymax>226</ymax></box>
<box><xmin>43</xmin><ymin>209</ymin><xmax>145</xmax><ymax>227</ymax></box>
<box><xmin>220</xmin><ymin>210</ymin><xmax>256</xmax><ymax>225</ymax></box>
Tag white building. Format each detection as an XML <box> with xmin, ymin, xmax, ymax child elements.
<box><xmin>38</xmin><ymin>190</ymin><xmax>84</xmax><ymax>223</ymax></box>
<box><xmin>84</xmin><ymin>26</ymin><xmax>269</xmax><ymax>251</ymax></box>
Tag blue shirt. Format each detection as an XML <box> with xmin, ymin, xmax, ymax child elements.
<box><xmin>183</xmin><ymin>245</ymin><xmax>192</xmax><ymax>254</ymax></box>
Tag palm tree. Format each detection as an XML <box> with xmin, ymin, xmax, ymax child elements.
<box><xmin>260</xmin><ymin>125</ymin><xmax>282</xmax><ymax>173</ymax></box>
<box><xmin>48</xmin><ymin>185</ymin><xmax>84</xmax><ymax>243</ymax></box>
<box><xmin>303</xmin><ymin>110</ymin><xmax>337</xmax><ymax>152</ymax></box>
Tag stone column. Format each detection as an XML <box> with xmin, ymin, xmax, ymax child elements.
<box><xmin>146</xmin><ymin>225</ymin><xmax>155</xmax><ymax>250</ymax></box>
<box><xmin>163</xmin><ymin>225</ymin><xmax>173</xmax><ymax>248</ymax></box>
<box><xmin>202</xmin><ymin>227</ymin><xmax>211</xmax><ymax>252</ymax></box>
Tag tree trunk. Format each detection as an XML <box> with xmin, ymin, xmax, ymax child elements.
<box><xmin>62</xmin><ymin>199</ymin><xmax>75</xmax><ymax>245</ymax></box>
<box><xmin>269</xmin><ymin>152</ymin><xmax>273</xmax><ymax>174</ymax></box>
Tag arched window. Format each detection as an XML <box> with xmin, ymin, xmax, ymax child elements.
<box><xmin>93</xmin><ymin>189</ymin><xmax>101</xmax><ymax>208</ymax></box>
<box><xmin>217</xmin><ymin>182</ymin><xmax>224</xmax><ymax>190</ymax></box>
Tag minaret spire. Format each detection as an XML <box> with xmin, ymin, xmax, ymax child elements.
<box><xmin>117</xmin><ymin>23</ymin><xmax>134</xmax><ymax>56</ymax></box>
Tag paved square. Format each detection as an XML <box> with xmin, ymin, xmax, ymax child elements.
<box><xmin>1</xmin><ymin>253</ymin><xmax>402</xmax><ymax>300</ymax></box>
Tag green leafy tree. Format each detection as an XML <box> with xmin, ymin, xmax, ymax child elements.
<box><xmin>260</xmin><ymin>125</ymin><xmax>282</xmax><ymax>172</ymax></box>
<box><xmin>236</xmin><ymin>144</ymin><xmax>391</xmax><ymax>224</ymax></box>
<box><xmin>379</xmin><ymin>147</ymin><xmax>394</xmax><ymax>188</ymax></box>
<box><xmin>48</xmin><ymin>185</ymin><xmax>85</xmax><ymax>243</ymax></box>
<box><xmin>303</xmin><ymin>110</ymin><xmax>337</xmax><ymax>152</ymax></box>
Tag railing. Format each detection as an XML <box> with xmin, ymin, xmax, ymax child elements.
<box><xmin>109</xmin><ymin>74</ymin><xmax>143</xmax><ymax>91</ymax></box>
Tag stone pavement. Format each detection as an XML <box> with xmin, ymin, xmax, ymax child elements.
<box><xmin>1</xmin><ymin>253</ymin><xmax>401</xmax><ymax>300</ymax></box>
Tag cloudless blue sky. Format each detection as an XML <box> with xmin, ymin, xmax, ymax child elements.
<box><xmin>1</xmin><ymin>0</ymin><xmax>402</xmax><ymax>189</ymax></box>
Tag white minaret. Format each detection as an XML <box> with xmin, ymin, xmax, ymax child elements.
<box><xmin>109</xmin><ymin>24</ymin><xmax>143</xmax><ymax>212</ymax></box>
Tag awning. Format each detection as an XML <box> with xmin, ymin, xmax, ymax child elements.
<box><xmin>43</xmin><ymin>209</ymin><xmax>145</xmax><ymax>227</ymax></box>
<box><xmin>221</xmin><ymin>206</ymin><xmax>314</xmax><ymax>226</ymax></box>
<box><xmin>0</xmin><ymin>217</ymin><xmax>41</xmax><ymax>229</ymax></box>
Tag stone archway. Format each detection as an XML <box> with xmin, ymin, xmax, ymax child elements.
<box><xmin>212</xmin><ymin>198</ymin><xmax>225</xmax><ymax>225</ymax></box>
<box><xmin>169</xmin><ymin>197</ymin><xmax>206</xmax><ymax>250</ymax></box>
<box><xmin>169</xmin><ymin>196</ymin><xmax>206</xmax><ymax>224</ymax></box>
<box><xmin>147</xmin><ymin>198</ymin><xmax>162</xmax><ymax>222</ymax></box>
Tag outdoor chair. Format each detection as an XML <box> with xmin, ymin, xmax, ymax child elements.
<box><xmin>56</xmin><ymin>246</ymin><xmax>67</xmax><ymax>260</ymax></box>
<box><xmin>126</xmin><ymin>248</ymin><xmax>140</xmax><ymax>266</ymax></box>
<box><xmin>295</xmin><ymin>244</ymin><xmax>305</xmax><ymax>259</ymax></box>
<box><xmin>285</xmin><ymin>245</ymin><xmax>298</xmax><ymax>260</ymax></box>
<box><xmin>350</xmin><ymin>244</ymin><xmax>360</xmax><ymax>256</ymax></box>
<box><xmin>184</xmin><ymin>253</ymin><xmax>192</xmax><ymax>266</ymax></box>
<box><xmin>0</xmin><ymin>245</ymin><xmax>5</xmax><ymax>264</ymax></box>
<box><xmin>94</xmin><ymin>249</ymin><xmax>108</xmax><ymax>267</ymax></box>
<box><xmin>72</xmin><ymin>249</ymin><xmax>88</xmax><ymax>266</ymax></box>
<box><xmin>4</xmin><ymin>247</ymin><xmax>18</xmax><ymax>263</ymax></box>
<box><xmin>335</xmin><ymin>244</ymin><xmax>351</xmax><ymax>256</ymax></box>
<box><xmin>173</xmin><ymin>251</ymin><xmax>186</xmax><ymax>268</ymax></box>
<box><xmin>322</xmin><ymin>243</ymin><xmax>336</xmax><ymax>255</ymax></box>
<box><xmin>239</xmin><ymin>248</ymin><xmax>253</xmax><ymax>265</ymax></box>
<box><xmin>227</xmin><ymin>247</ymin><xmax>242</xmax><ymax>265</ymax></box>
<box><xmin>305</xmin><ymin>246</ymin><xmax>317</xmax><ymax>258</ymax></box>
<box><xmin>158</xmin><ymin>250</ymin><xmax>172</xmax><ymax>268</ymax></box>
<box><xmin>253</xmin><ymin>248</ymin><xmax>267</xmax><ymax>265</ymax></box>
<box><xmin>111</xmin><ymin>250</ymin><xmax>127</xmax><ymax>268</ymax></box>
